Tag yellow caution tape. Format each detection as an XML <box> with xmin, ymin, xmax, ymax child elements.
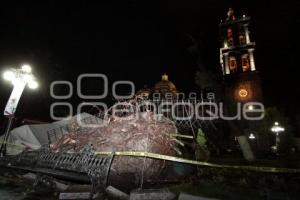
<box><xmin>95</xmin><ymin>151</ymin><xmax>300</xmax><ymax>173</ymax></box>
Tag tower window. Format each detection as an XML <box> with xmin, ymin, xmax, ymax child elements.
<box><xmin>241</xmin><ymin>54</ymin><xmax>250</xmax><ymax>72</ymax></box>
<box><xmin>229</xmin><ymin>56</ymin><xmax>237</xmax><ymax>73</ymax></box>
<box><xmin>239</xmin><ymin>32</ymin><xmax>246</xmax><ymax>45</ymax></box>
<box><xmin>238</xmin><ymin>24</ymin><xmax>247</xmax><ymax>45</ymax></box>
<box><xmin>227</xmin><ymin>28</ymin><xmax>234</xmax><ymax>46</ymax></box>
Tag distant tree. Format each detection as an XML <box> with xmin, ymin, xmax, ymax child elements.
<box><xmin>188</xmin><ymin>34</ymin><xmax>222</xmax><ymax>97</ymax></box>
<box><xmin>196</xmin><ymin>128</ymin><xmax>207</xmax><ymax>147</ymax></box>
<box><xmin>195</xmin><ymin>128</ymin><xmax>210</xmax><ymax>161</ymax></box>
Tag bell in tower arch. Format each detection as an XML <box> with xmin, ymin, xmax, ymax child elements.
<box><xmin>241</xmin><ymin>54</ymin><xmax>250</xmax><ymax>72</ymax></box>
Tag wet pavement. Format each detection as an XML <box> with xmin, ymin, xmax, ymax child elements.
<box><xmin>0</xmin><ymin>183</ymin><xmax>57</xmax><ymax>200</ymax></box>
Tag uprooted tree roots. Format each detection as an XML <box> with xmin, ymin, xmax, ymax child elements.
<box><xmin>51</xmin><ymin>102</ymin><xmax>181</xmax><ymax>189</ymax></box>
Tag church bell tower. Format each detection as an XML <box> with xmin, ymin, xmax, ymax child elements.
<box><xmin>219</xmin><ymin>8</ymin><xmax>263</xmax><ymax>107</ymax></box>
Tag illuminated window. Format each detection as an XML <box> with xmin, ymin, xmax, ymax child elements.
<box><xmin>227</xmin><ymin>28</ymin><xmax>234</xmax><ymax>46</ymax></box>
<box><xmin>229</xmin><ymin>56</ymin><xmax>237</xmax><ymax>73</ymax></box>
<box><xmin>241</xmin><ymin>54</ymin><xmax>250</xmax><ymax>72</ymax></box>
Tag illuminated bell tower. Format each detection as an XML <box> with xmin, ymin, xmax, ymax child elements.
<box><xmin>219</xmin><ymin>8</ymin><xmax>263</xmax><ymax>106</ymax></box>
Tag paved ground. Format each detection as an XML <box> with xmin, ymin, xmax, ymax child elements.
<box><xmin>0</xmin><ymin>182</ymin><xmax>57</xmax><ymax>200</ymax></box>
<box><xmin>0</xmin><ymin>188</ymin><xmax>23</xmax><ymax>200</ymax></box>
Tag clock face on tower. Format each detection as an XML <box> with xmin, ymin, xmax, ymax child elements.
<box><xmin>238</xmin><ymin>89</ymin><xmax>248</xmax><ymax>98</ymax></box>
<box><xmin>234</xmin><ymin>82</ymin><xmax>253</xmax><ymax>102</ymax></box>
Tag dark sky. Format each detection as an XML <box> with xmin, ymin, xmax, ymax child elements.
<box><xmin>0</xmin><ymin>0</ymin><xmax>299</xmax><ymax>122</ymax></box>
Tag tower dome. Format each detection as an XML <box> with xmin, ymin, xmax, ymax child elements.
<box><xmin>135</xmin><ymin>85</ymin><xmax>152</xmax><ymax>99</ymax></box>
<box><xmin>153</xmin><ymin>74</ymin><xmax>177</xmax><ymax>94</ymax></box>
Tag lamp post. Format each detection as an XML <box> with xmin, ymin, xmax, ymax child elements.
<box><xmin>271</xmin><ymin>122</ymin><xmax>285</xmax><ymax>153</ymax></box>
<box><xmin>248</xmin><ymin>132</ymin><xmax>259</xmax><ymax>151</ymax></box>
<box><xmin>0</xmin><ymin>64</ymin><xmax>38</xmax><ymax>156</ymax></box>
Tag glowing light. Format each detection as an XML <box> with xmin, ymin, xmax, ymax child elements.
<box><xmin>224</xmin><ymin>41</ymin><xmax>228</xmax><ymax>48</ymax></box>
<box><xmin>271</xmin><ymin>146</ymin><xmax>277</xmax><ymax>150</ymax></box>
<box><xmin>21</xmin><ymin>64</ymin><xmax>32</xmax><ymax>73</ymax></box>
<box><xmin>238</xmin><ymin>89</ymin><xmax>248</xmax><ymax>98</ymax></box>
<box><xmin>23</xmin><ymin>74</ymin><xmax>33</xmax><ymax>82</ymax></box>
<box><xmin>3</xmin><ymin>71</ymin><xmax>15</xmax><ymax>81</ymax></box>
<box><xmin>271</xmin><ymin>126</ymin><xmax>285</xmax><ymax>132</ymax></box>
<box><xmin>28</xmin><ymin>80</ymin><xmax>39</xmax><ymax>89</ymax></box>
<box><xmin>249</xmin><ymin>133</ymin><xmax>255</xmax><ymax>139</ymax></box>
<box><xmin>271</xmin><ymin>122</ymin><xmax>285</xmax><ymax>133</ymax></box>
<box><xmin>248</xmin><ymin>105</ymin><xmax>254</xmax><ymax>110</ymax></box>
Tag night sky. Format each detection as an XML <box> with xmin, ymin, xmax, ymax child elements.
<box><xmin>0</xmin><ymin>0</ymin><xmax>299</xmax><ymax>123</ymax></box>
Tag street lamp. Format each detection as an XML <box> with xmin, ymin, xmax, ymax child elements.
<box><xmin>271</xmin><ymin>121</ymin><xmax>285</xmax><ymax>153</ymax></box>
<box><xmin>0</xmin><ymin>64</ymin><xmax>39</xmax><ymax>156</ymax></box>
<box><xmin>249</xmin><ymin>133</ymin><xmax>256</xmax><ymax>139</ymax></box>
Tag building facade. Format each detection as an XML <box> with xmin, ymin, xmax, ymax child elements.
<box><xmin>219</xmin><ymin>8</ymin><xmax>263</xmax><ymax>108</ymax></box>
